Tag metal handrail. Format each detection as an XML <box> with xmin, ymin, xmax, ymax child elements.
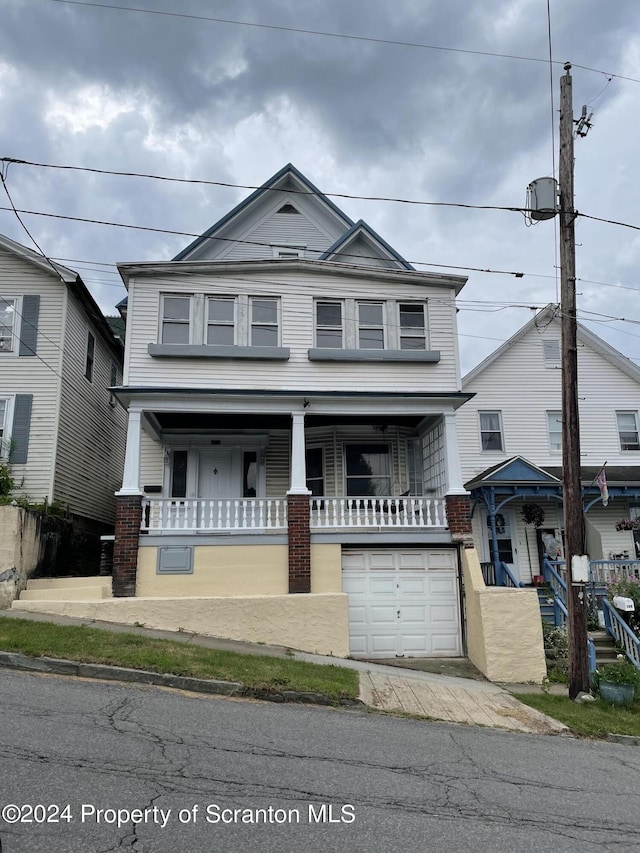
<box><xmin>601</xmin><ymin>598</ymin><xmax>640</xmax><ymax>671</ymax></box>
<box><xmin>499</xmin><ymin>561</ymin><xmax>525</xmax><ymax>588</ymax></box>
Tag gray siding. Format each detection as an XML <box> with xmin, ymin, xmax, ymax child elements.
<box><xmin>54</xmin><ymin>290</ymin><xmax>126</xmax><ymax>523</ymax></box>
<box><xmin>126</xmin><ymin>271</ymin><xmax>460</xmax><ymax>393</ymax></box>
<box><xmin>0</xmin><ymin>248</ymin><xmax>64</xmax><ymax>501</ymax></box>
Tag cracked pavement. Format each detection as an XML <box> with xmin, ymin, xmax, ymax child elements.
<box><xmin>1</xmin><ymin>670</ymin><xmax>640</xmax><ymax>852</ymax></box>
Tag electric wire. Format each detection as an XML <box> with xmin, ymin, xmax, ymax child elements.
<box><xmin>41</xmin><ymin>0</ymin><xmax>640</xmax><ymax>84</ymax></box>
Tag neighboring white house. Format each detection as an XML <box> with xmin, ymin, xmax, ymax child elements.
<box><xmin>110</xmin><ymin>163</ymin><xmax>475</xmax><ymax>659</ymax></box>
<box><xmin>457</xmin><ymin>304</ymin><xmax>640</xmax><ymax>584</ymax></box>
<box><xmin>0</xmin><ymin>232</ymin><xmax>126</xmax><ymax>533</ymax></box>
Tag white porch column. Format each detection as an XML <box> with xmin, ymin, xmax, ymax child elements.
<box><xmin>444</xmin><ymin>412</ymin><xmax>467</xmax><ymax>495</ymax></box>
<box><xmin>287</xmin><ymin>412</ymin><xmax>311</xmax><ymax>495</ymax></box>
<box><xmin>117</xmin><ymin>410</ymin><xmax>142</xmax><ymax>495</ymax></box>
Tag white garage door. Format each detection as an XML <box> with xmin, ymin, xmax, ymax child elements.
<box><xmin>342</xmin><ymin>549</ymin><xmax>461</xmax><ymax>658</ymax></box>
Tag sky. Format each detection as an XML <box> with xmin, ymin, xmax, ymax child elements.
<box><xmin>1</xmin><ymin>0</ymin><xmax>640</xmax><ymax>374</ymax></box>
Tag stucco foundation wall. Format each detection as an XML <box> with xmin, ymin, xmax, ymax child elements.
<box><xmin>461</xmin><ymin>547</ymin><xmax>547</xmax><ymax>683</ymax></box>
<box><xmin>136</xmin><ymin>545</ymin><xmax>289</xmax><ymax>597</ymax></box>
<box><xmin>135</xmin><ymin>543</ymin><xmax>343</xmax><ymax>597</ymax></box>
<box><xmin>0</xmin><ymin>507</ymin><xmax>44</xmax><ymax>607</ymax></box>
<box><xmin>12</xmin><ymin>593</ymin><xmax>350</xmax><ymax>656</ymax></box>
<box><xmin>311</xmin><ymin>544</ymin><xmax>342</xmax><ymax>593</ymax></box>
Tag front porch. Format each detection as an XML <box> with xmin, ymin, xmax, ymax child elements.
<box><xmin>111</xmin><ymin>389</ymin><xmax>472</xmax><ymax>601</ymax></box>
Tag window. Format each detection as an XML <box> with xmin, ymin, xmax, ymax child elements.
<box><xmin>272</xmin><ymin>245</ymin><xmax>304</xmax><ymax>258</ymax></box>
<box><xmin>306</xmin><ymin>447</ymin><xmax>324</xmax><ymax>496</ymax></box>
<box><xmin>547</xmin><ymin>411</ymin><xmax>562</xmax><ymax>452</ymax></box>
<box><xmin>243</xmin><ymin>451</ymin><xmax>257</xmax><ymax>497</ymax></box>
<box><xmin>358</xmin><ymin>302</ymin><xmax>385</xmax><ymax>349</ymax></box>
<box><xmin>315</xmin><ymin>302</ymin><xmax>343</xmax><ymax>348</ymax></box>
<box><xmin>313</xmin><ymin>298</ymin><xmax>429</xmax><ymax>352</ymax></box>
<box><xmin>162</xmin><ymin>296</ymin><xmax>191</xmax><ymax>344</ymax></box>
<box><xmin>406</xmin><ymin>438</ymin><xmax>424</xmax><ymax>494</ymax></box>
<box><xmin>543</xmin><ymin>339</ymin><xmax>561</xmax><ymax>367</ymax></box>
<box><xmin>171</xmin><ymin>450</ymin><xmax>188</xmax><ymax>498</ymax></box>
<box><xmin>207</xmin><ymin>298</ymin><xmax>235</xmax><ymax>345</ymax></box>
<box><xmin>617</xmin><ymin>411</ymin><xmax>640</xmax><ymax>451</ymax></box>
<box><xmin>345</xmin><ymin>444</ymin><xmax>391</xmax><ymax>496</ymax></box>
<box><xmin>399</xmin><ymin>304</ymin><xmax>426</xmax><ymax>350</ymax></box>
<box><xmin>479</xmin><ymin>411</ymin><xmax>503</xmax><ymax>451</ymax></box>
<box><xmin>160</xmin><ymin>294</ymin><xmax>281</xmax><ymax>348</ymax></box>
<box><xmin>250</xmin><ymin>298</ymin><xmax>278</xmax><ymax>346</ymax></box>
<box><xmin>0</xmin><ymin>298</ymin><xmax>17</xmax><ymax>353</ymax></box>
<box><xmin>0</xmin><ymin>396</ymin><xmax>13</xmax><ymax>458</ymax></box>
<box><xmin>84</xmin><ymin>331</ymin><xmax>95</xmax><ymax>382</ymax></box>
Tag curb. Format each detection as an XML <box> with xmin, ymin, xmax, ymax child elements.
<box><xmin>607</xmin><ymin>733</ymin><xmax>640</xmax><ymax>746</ymax></box>
<box><xmin>0</xmin><ymin>651</ymin><xmax>362</xmax><ymax>708</ymax></box>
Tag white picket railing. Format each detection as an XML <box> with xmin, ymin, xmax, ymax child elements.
<box><xmin>142</xmin><ymin>498</ymin><xmax>288</xmax><ymax>532</ymax></box>
<box><xmin>142</xmin><ymin>495</ymin><xmax>448</xmax><ymax>532</ymax></box>
<box><xmin>310</xmin><ymin>496</ymin><xmax>447</xmax><ymax>529</ymax></box>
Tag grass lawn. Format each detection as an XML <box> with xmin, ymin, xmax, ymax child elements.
<box><xmin>514</xmin><ymin>692</ymin><xmax>640</xmax><ymax>739</ymax></box>
<box><xmin>0</xmin><ymin>616</ymin><xmax>359</xmax><ymax>701</ymax></box>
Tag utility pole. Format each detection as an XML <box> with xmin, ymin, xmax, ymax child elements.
<box><xmin>558</xmin><ymin>62</ymin><xmax>589</xmax><ymax>698</ymax></box>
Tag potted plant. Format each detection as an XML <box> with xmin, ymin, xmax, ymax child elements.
<box><xmin>615</xmin><ymin>518</ymin><xmax>640</xmax><ymax>531</ymax></box>
<box><xmin>522</xmin><ymin>503</ymin><xmax>545</xmax><ymax>528</ymax></box>
<box><xmin>592</xmin><ymin>654</ymin><xmax>640</xmax><ymax>706</ymax></box>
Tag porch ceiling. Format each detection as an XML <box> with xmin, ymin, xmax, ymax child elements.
<box><xmin>151</xmin><ymin>412</ymin><xmax>424</xmax><ymax>431</ymax></box>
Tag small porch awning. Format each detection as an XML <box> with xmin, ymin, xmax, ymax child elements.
<box><xmin>466</xmin><ymin>456</ymin><xmax>640</xmax><ymax>513</ymax></box>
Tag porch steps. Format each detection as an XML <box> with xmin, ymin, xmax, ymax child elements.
<box><xmin>536</xmin><ymin>587</ymin><xmax>556</xmax><ymax>624</ymax></box>
<box><xmin>589</xmin><ymin>630</ymin><xmax>619</xmax><ymax>667</ymax></box>
<box><xmin>18</xmin><ymin>577</ymin><xmax>112</xmax><ymax>602</ymax></box>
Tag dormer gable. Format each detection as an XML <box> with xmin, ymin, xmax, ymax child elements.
<box><xmin>173</xmin><ymin>164</ymin><xmax>353</xmax><ymax>263</ymax></box>
<box><xmin>320</xmin><ymin>219</ymin><xmax>414</xmax><ymax>271</ymax></box>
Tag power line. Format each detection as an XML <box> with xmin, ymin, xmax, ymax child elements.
<box><xmin>0</xmin><ymin>203</ymin><xmax>532</xmax><ymax>279</ymax></box>
<box><xmin>41</xmin><ymin>0</ymin><xmax>640</xmax><ymax>84</ymax></box>
<box><xmin>0</xmin><ymin>157</ymin><xmax>530</xmax><ymax>214</ymax></box>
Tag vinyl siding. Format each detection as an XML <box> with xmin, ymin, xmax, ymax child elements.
<box><xmin>54</xmin><ymin>290</ymin><xmax>126</xmax><ymax>523</ymax></box>
<box><xmin>140</xmin><ymin>429</ymin><xmax>164</xmax><ymax>487</ymax></box>
<box><xmin>222</xmin><ymin>211</ymin><xmax>329</xmax><ymax>261</ymax></box>
<box><xmin>126</xmin><ymin>271</ymin><xmax>460</xmax><ymax>393</ymax></box>
<box><xmin>0</xmin><ymin>249</ymin><xmax>64</xmax><ymax>501</ymax></box>
<box><xmin>458</xmin><ymin>322</ymin><xmax>640</xmax><ymax>484</ymax></box>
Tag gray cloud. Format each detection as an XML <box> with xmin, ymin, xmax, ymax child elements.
<box><xmin>1</xmin><ymin>0</ymin><xmax>639</xmax><ymax>370</ymax></box>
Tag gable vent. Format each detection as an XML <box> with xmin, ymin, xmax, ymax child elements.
<box><xmin>277</xmin><ymin>203</ymin><xmax>300</xmax><ymax>214</ymax></box>
<box><xmin>543</xmin><ymin>338</ymin><xmax>561</xmax><ymax>366</ymax></box>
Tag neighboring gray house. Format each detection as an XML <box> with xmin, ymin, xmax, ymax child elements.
<box><xmin>0</xmin><ymin>232</ymin><xmax>126</xmax><ymax>533</ymax></box>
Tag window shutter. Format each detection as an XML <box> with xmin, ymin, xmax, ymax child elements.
<box><xmin>9</xmin><ymin>394</ymin><xmax>33</xmax><ymax>464</ymax></box>
<box><xmin>19</xmin><ymin>295</ymin><xmax>40</xmax><ymax>356</ymax></box>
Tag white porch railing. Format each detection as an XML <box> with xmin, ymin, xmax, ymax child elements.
<box><xmin>142</xmin><ymin>498</ymin><xmax>288</xmax><ymax>532</ymax></box>
<box><xmin>142</xmin><ymin>495</ymin><xmax>447</xmax><ymax>533</ymax></box>
<box><xmin>310</xmin><ymin>496</ymin><xmax>447</xmax><ymax>529</ymax></box>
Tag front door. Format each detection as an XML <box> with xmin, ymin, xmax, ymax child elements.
<box><xmin>485</xmin><ymin>510</ymin><xmax>519</xmax><ymax>581</ymax></box>
<box><xmin>198</xmin><ymin>450</ymin><xmax>234</xmax><ymax>498</ymax></box>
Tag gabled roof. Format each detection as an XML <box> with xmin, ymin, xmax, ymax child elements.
<box><xmin>0</xmin><ymin>232</ymin><xmax>77</xmax><ymax>283</ymax></box>
<box><xmin>0</xmin><ymin>232</ymin><xmax>123</xmax><ymax>359</ymax></box>
<box><xmin>173</xmin><ymin>163</ymin><xmax>354</xmax><ymax>261</ymax></box>
<box><xmin>463</xmin><ymin>303</ymin><xmax>640</xmax><ymax>386</ymax></box>
<box><xmin>465</xmin><ymin>455</ymin><xmax>562</xmax><ymax>489</ymax></box>
<box><xmin>319</xmin><ymin>219</ymin><xmax>414</xmax><ymax>270</ymax></box>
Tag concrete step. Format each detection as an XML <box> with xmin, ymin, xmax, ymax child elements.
<box><xmin>19</xmin><ymin>585</ymin><xmax>112</xmax><ymax>602</ymax></box>
<box><xmin>26</xmin><ymin>576</ymin><xmax>110</xmax><ymax>590</ymax></box>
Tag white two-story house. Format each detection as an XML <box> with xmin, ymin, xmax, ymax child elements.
<box><xmin>111</xmin><ymin>164</ymin><xmax>474</xmax><ymax>658</ymax></box>
<box><xmin>0</xmin><ymin>233</ymin><xmax>126</xmax><ymax>538</ymax></box>
<box><xmin>457</xmin><ymin>304</ymin><xmax>640</xmax><ymax>585</ymax></box>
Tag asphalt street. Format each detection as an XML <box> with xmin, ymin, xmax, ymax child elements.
<box><xmin>1</xmin><ymin>670</ymin><xmax>640</xmax><ymax>853</ymax></box>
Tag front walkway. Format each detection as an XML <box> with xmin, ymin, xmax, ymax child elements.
<box><xmin>0</xmin><ymin>610</ymin><xmax>567</xmax><ymax>735</ymax></box>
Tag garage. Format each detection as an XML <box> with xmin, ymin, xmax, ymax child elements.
<box><xmin>342</xmin><ymin>549</ymin><xmax>462</xmax><ymax>658</ymax></box>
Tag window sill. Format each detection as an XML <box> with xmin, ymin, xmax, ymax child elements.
<box><xmin>148</xmin><ymin>344</ymin><xmax>290</xmax><ymax>360</ymax></box>
<box><xmin>308</xmin><ymin>348</ymin><xmax>440</xmax><ymax>363</ymax></box>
